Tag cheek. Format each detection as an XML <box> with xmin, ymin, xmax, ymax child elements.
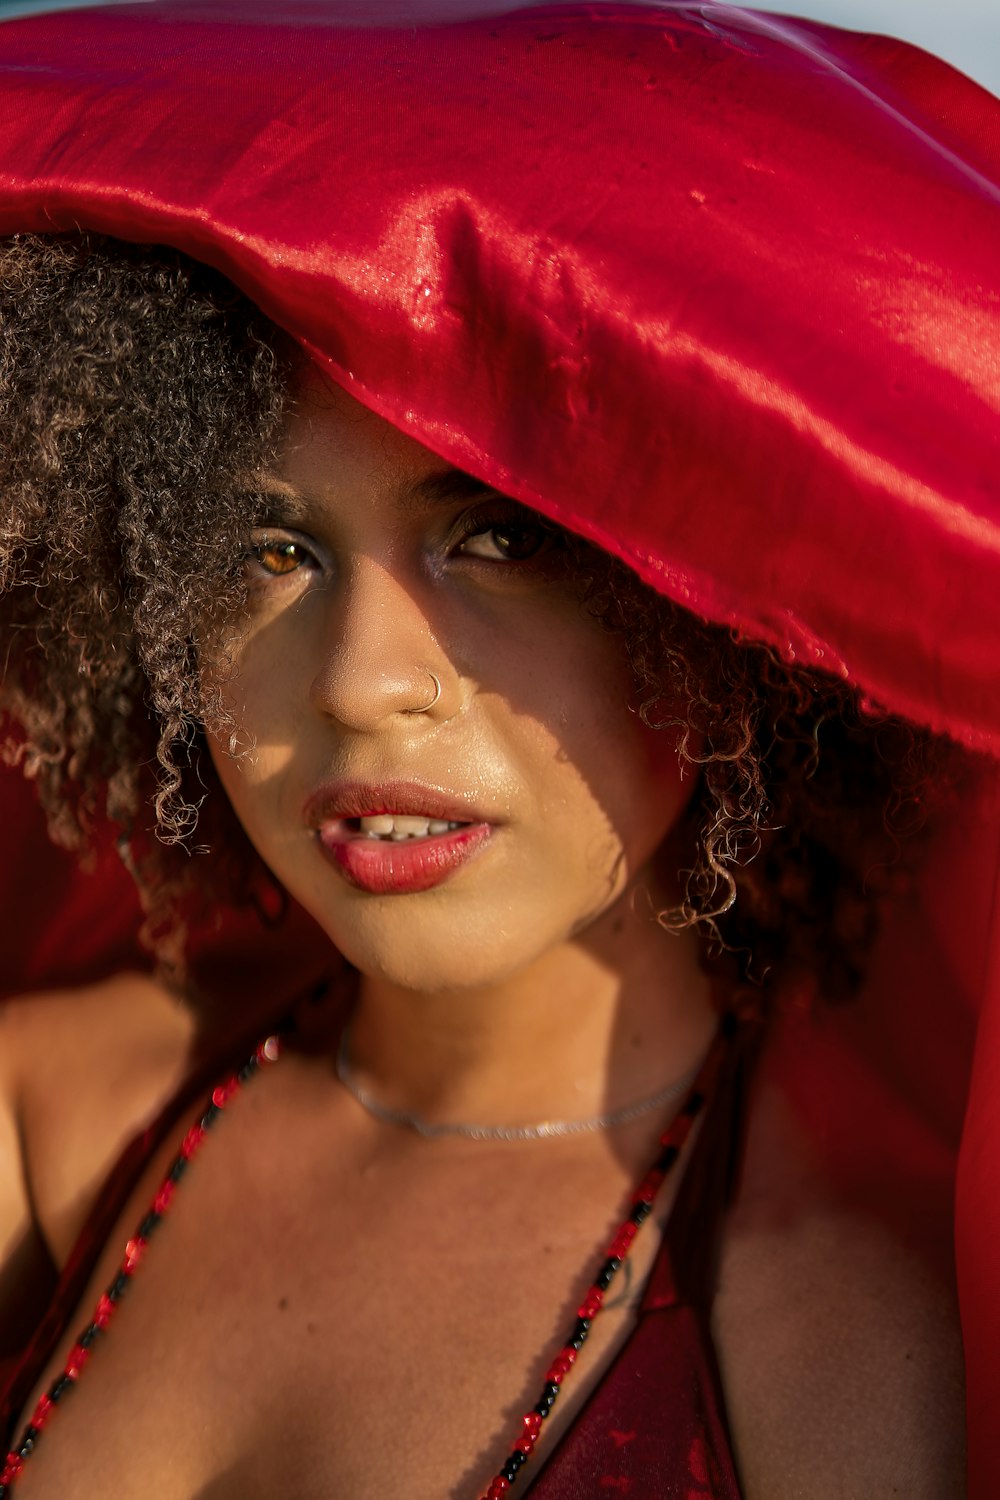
<box><xmin>200</xmin><ymin>632</ymin><xmax>310</xmax><ymax>844</ymax></box>
<box><xmin>204</xmin><ymin>728</ymin><xmax>279</xmax><ymax>866</ymax></box>
<box><xmin>579</xmin><ymin>720</ymin><xmax>693</xmax><ymax>891</ymax></box>
<box><xmin>505</xmin><ymin>622</ymin><xmax>693</xmax><ymax>892</ymax></box>
<box><xmin>205</xmin><ymin>623</ymin><xmax>301</xmax><ymax>740</ymax></box>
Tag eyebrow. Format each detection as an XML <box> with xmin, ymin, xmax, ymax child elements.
<box><xmin>400</xmin><ymin>468</ymin><xmax>499</xmax><ymax>511</ymax></box>
<box><xmin>250</xmin><ymin>466</ymin><xmax>502</xmax><ymax>523</ymax></box>
<box><xmin>246</xmin><ymin>477</ymin><xmax>310</xmax><ymax>525</ymax></box>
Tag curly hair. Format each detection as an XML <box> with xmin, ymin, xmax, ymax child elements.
<box><xmin>0</xmin><ymin>232</ymin><xmax>947</xmax><ymax>993</ymax></box>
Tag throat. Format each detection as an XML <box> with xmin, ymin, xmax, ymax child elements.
<box><xmin>344</xmin><ymin>938</ymin><xmax>719</xmax><ymax>1139</ymax></box>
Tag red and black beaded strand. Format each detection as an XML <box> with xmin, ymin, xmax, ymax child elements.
<box><xmin>0</xmin><ymin>1016</ymin><xmax>732</xmax><ymax>1498</ymax></box>
<box><xmin>0</xmin><ymin>1034</ymin><xmax>283</xmax><ymax>1496</ymax></box>
<box><xmin>475</xmin><ymin>1012</ymin><xmax>733</xmax><ymax>1499</ymax></box>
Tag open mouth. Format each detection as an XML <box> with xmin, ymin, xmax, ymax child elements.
<box><xmin>317</xmin><ymin>813</ymin><xmax>492</xmax><ymax>894</ymax></box>
<box><xmin>346</xmin><ymin>814</ymin><xmax>469</xmax><ymax>842</ymax></box>
<box><xmin>304</xmin><ymin>782</ymin><xmax>495</xmax><ymax>894</ymax></box>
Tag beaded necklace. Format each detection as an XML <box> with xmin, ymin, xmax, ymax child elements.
<box><xmin>1</xmin><ymin>1015</ymin><xmax>733</xmax><ymax>1499</ymax></box>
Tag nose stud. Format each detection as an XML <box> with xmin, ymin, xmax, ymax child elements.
<box><xmin>406</xmin><ymin>670</ymin><xmax>442</xmax><ymax>714</ymax></box>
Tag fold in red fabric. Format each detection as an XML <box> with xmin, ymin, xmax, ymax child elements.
<box><xmin>2</xmin><ymin>1</ymin><xmax>997</xmax><ymax>746</ymax></box>
<box><xmin>0</xmin><ymin>1</ymin><xmax>997</xmax><ymax>1489</ymax></box>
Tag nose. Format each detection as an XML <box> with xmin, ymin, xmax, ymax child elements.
<box><xmin>306</xmin><ymin>557</ymin><xmax>454</xmax><ymax>731</ymax></box>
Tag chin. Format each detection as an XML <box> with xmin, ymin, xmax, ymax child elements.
<box><xmin>257</xmin><ymin>825</ymin><xmax>634</xmax><ymax>994</ymax></box>
<box><xmin>310</xmin><ymin>898</ymin><xmax>565</xmax><ymax>996</ymax></box>
<box><xmin>329</xmin><ymin>930</ymin><xmax>539</xmax><ymax>990</ymax></box>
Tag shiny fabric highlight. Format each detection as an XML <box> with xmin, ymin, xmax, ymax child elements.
<box><xmin>0</xmin><ymin>2</ymin><xmax>997</xmax><ymax>743</ymax></box>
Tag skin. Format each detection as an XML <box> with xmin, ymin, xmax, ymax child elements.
<box><xmin>0</xmin><ymin>374</ymin><xmax>967</xmax><ymax>1497</ymax></box>
<box><xmin>203</xmin><ymin>372</ymin><xmax>717</xmax><ymax>1128</ymax></box>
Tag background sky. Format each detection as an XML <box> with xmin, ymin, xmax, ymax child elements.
<box><xmin>1</xmin><ymin>0</ymin><xmax>998</xmax><ymax>95</ymax></box>
<box><xmin>742</xmin><ymin>0</ymin><xmax>999</xmax><ymax>95</ymax></box>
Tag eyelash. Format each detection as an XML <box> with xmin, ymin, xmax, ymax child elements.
<box><xmin>450</xmin><ymin>503</ymin><xmax>558</xmax><ymax>565</ymax></box>
<box><xmin>247</xmin><ymin>536</ymin><xmax>314</xmax><ymax>579</ymax></box>
<box><xmin>247</xmin><ymin>503</ymin><xmax>557</xmax><ymax>580</ymax></box>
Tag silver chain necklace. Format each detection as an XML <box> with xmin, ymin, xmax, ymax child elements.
<box><xmin>334</xmin><ymin>1023</ymin><xmax>702</xmax><ymax>1141</ymax></box>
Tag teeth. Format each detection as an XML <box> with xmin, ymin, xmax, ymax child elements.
<box><xmin>357</xmin><ymin>813</ymin><xmax>464</xmax><ymax>840</ymax></box>
<box><xmin>360</xmin><ymin>814</ymin><xmax>396</xmax><ymax>836</ymax></box>
<box><xmin>389</xmin><ymin>815</ymin><xmax>433</xmax><ymax>837</ymax></box>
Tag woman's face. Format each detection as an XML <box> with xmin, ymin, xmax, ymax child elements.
<box><xmin>206</xmin><ymin>375</ymin><xmax>693</xmax><ymax>993</ymax></box>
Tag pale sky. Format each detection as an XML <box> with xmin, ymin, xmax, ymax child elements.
<box><xmin>742</xmin><ymin>0</ymin><xmax>999</xmax><ymax>96</ymax></box>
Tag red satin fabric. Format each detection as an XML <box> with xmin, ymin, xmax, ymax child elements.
<box><xmin>0</xmin><ymin>1</ymin><xmax>998</xmax><ymax>1489</ymax></box>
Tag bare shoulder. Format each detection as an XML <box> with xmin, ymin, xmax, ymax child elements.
<box><xmin>1</xmin><ymin>972</ymin><xmax>197</xmax><ymax>1266</ymax></box>
<box><xmin>713</xmin><ymin>1077</ymin><xmax>966</xmax><ymax>1500</ymax></box>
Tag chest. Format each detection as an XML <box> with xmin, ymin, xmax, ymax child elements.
<box><xmin>12</xmin><ymin>1078</ymin><xmax>681</xmax><ymax>1500</ymax></box>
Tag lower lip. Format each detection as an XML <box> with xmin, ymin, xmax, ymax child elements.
<box><xmin>315</xmin><ymin>823</ymin><xmax>493</xmax><ymax>894</ymax></box>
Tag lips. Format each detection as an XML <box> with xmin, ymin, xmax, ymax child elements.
<box><xmin>304</xmin><ymin>779</ymin><xmax>496</xmax><ymax>894</ymax></box>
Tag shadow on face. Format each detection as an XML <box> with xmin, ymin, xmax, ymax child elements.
<box><xmin>203</xmin><ymin>374</ymin><xmax>697</xmax><ymax>995</ymax></box>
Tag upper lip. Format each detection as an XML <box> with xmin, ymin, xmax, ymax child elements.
<box><xmin>303</xmin><ymin>779</ymin><xmax>495</xmax><ymax>828</ymax></box>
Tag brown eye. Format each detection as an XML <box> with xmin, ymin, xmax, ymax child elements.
<box><xmin>251</xmin><ymin>538</ymin><xmax>308</xmax><ymax>576</ymax></box>
<box><xmin>461</xmin><ymin>522</ymin><xmax>551</xmax><ymax>562</ymax></box>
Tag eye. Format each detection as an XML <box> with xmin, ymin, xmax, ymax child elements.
<box><xmin>247</xmin><ymin>532</ymin><xmax>316</xmax><ymax>578</ymax></box>
<box><xmin>457</xmin><ymin>510</ymin><xmax>556</xmax><ymax>564</ymax></box>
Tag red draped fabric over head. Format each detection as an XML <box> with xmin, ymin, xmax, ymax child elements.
<box><xmin>0</xmin><ymin>0</ymin><xmax>998</xmax><ymax>1488</ymax></box>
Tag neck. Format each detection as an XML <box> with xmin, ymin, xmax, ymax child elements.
<box><xmin>345</xmin><ymin>893</ymin><xmax>718</xmax><ymax>1131</ymax></box>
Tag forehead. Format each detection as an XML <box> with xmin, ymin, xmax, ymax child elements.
<box><xmin>269</xmin><ymin>370</ymin><xmax>496</xmax><ymax>520</ymax></box>
<box><xmin>281</xmin><ymin>371</ymin><xmax>441</xmax><ymax>479</ymax></box>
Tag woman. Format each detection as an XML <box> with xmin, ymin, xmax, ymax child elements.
<box><xmin>0</xmin><ymin>2</ymin><xmax>996</xmax><ymax>1496</ymax></box>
